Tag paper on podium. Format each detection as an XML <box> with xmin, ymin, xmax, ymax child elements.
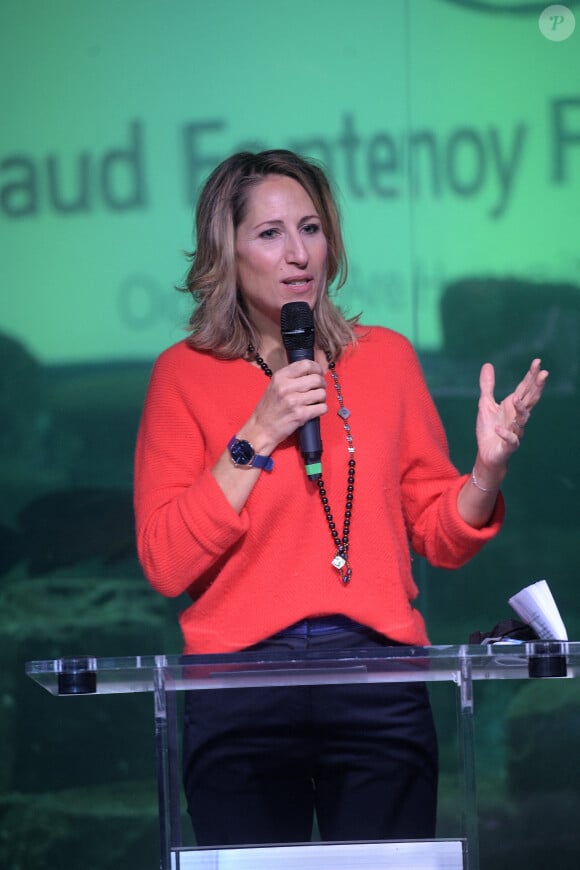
<box><xmin>508</xmin><ymin>579</ymin><xmax>568</xmax><ymax>641</ymax></box>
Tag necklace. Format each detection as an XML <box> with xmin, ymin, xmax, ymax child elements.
<box><xmin>248</xmin><ymin>344</ymin><xmax>355</xmax><ymax>585</ymax></box>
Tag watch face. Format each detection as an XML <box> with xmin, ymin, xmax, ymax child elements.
<box><xmin>230</xmin><ymin>439</ymin><xmax>254</xmax><ymax>466</ymax></box>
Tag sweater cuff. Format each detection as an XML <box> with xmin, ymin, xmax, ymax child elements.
<box><xmin>441</xmin><ymin>473</ymin><xmax>505</xmax><ymax>544</ymax></box>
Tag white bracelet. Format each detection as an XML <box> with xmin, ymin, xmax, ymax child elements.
<box><xmin>471</xmin><ymin>469</ymin><xmax>499</xmax><ymax>494</ymax></box>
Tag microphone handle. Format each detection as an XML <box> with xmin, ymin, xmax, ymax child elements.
<box><xmin>287</xmin><ymin>346</ymin><xmax>314</xmax><ymax>363</ymax></box>
<box><xmin>286</xmin><ymin>347</ymin><xmax>322</xmax><ymax>481</ymax></box>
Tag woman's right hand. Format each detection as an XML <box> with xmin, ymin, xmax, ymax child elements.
<box><xmin>211</xmin><ymin>358</ymin><xmax>327</xmax><ymax>513</ymax></box>
<box><xmin>241</xmin><ymin>358</ymin><xmax>328</xmax><ymax>456</ymax></box>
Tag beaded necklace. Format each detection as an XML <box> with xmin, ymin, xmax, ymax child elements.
<box><xmin>248</xmin><ymin>344</ymin><xmax>355</xmax><ymax>585</ymax></box>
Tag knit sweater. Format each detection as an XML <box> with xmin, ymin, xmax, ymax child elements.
<box><xmin>134</xmin><ymin>326</ymin><xmax>504</xmax><ymax>654</ymax></box>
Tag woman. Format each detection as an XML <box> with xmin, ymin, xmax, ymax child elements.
<box><xmin>134</xmin><ymin>149</ymin><xmax>547</xmax><ymax>846</ymax></box>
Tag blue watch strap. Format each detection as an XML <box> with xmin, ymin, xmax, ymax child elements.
<box><xmin>250</xmin><ymin>452</ymin><xmax>274</xmax><ymax>471</ymax></box>
<box><xmin>227</xmin><ymin>436</ymin><xmax>274</xmax><ymax>472</ymax></box>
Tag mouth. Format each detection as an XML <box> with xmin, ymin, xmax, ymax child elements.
<box><xmin>282</xmin><ymin>277</ymin><xmax>314</xmax><ymax>289</ymax></box>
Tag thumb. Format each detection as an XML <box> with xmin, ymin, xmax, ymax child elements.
<box><xmin>479</xmin><ymin>362</ymin><xmax>496</xmax><ymax>401</ymax></box>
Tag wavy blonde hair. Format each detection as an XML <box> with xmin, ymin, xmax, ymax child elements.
<box><xmin>179</xmin><ymin>150</ymin><xmax>358</xmax><ymax>361</ymax></box>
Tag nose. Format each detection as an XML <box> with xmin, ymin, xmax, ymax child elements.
<box><xmin>284</xmin><ymin>230</ymin><xmax>308</xmax><ymax>266</ymax></box>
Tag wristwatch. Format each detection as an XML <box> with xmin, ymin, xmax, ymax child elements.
<box><xmin>227</xmin><ymin>435</ymin><xmax>274</xmax><ymax>471</ymax></box>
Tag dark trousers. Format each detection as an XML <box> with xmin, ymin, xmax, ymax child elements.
<box><xmin>182</xmin><ymin>619</ymin><xmax>438</xmax><ymax>846</ymax></box>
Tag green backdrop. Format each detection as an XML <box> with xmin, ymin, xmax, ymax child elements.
<box><xmin>1</xmin><ymin>1</ymin><xmax>579</xmax><ymax>867</ymax></box>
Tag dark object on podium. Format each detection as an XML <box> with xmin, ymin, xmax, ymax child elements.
<box><xmin>57</xmin><ymin>657</ymin><xmax>97</xmax><ymax>694</ymax></box>
<box><xmin>469</xmin><ymin>618</ymin><xmax>539</xmax><ymax>645</ymax></box>
<box><xmin>527</xmin><ymin>641</ymin><xmax>567</xmax><ymax>678</ymax></box>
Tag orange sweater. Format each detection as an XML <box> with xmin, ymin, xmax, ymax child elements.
<box><xmin>134</xmin><ymin>327</ymin><xmax>503</xmax><ymax>654</ymax></box>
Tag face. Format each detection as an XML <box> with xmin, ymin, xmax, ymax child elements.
<box><xmin>234</xmin><ymin>175</ymin><xmax>328</xmax><ymax>337</ymax></box>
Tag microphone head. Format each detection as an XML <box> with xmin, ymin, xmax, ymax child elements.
<box><xmin>280</xmin><ymin>301</ymin><xmax>315</xmax><ymax>351</ymax></box>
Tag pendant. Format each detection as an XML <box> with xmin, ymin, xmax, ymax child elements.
<box><xmin>332</xmin><ymin>553</ymin><xmax>346</xmax><ymax>570</ymax></box>
<box><xmin>337</xmin><ymin>407</ymin><xmax>351</xmax><ymax>420</ymax></box>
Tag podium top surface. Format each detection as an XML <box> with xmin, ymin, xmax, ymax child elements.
<box><xmin>25</xmin><ymin>641</ymin><xmax>577</xmax><ymax>696</ymax></box>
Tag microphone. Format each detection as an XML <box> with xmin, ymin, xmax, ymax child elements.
<box><xmin>280</xmin><ymin>301</ymin><xmax>323</xmax><ymax>481</ymax></box>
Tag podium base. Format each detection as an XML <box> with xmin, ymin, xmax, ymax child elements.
<box><xmin>172</xmin><ymin>839</ymin><xmax>465</xmax><ymax>869</ymax></box>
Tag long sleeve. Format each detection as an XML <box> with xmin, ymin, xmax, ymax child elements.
<box><xmin>134</xmin><ymin>345</ymin><xmax>250</xmax><ymax>598</ymax></box>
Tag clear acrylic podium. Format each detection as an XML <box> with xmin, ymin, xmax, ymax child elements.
<box><xmin>26</xmin><ymin>641</ymin><xmax>574</xmax><ymax>870</ymax></box>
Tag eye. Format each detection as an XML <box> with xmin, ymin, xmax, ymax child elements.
<box><xmin>259</xmin><ymin>227</ymin><xmax>279</xmax><ymax>240</ymax></box>
<box><xmin>302</xmin><ymin>222</ymin><xmax>321</xmax><ymax>235</ymax></box>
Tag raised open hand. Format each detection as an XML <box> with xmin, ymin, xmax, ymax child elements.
<box><xmin>475</xmin><ymin>358</ymin><xmax>548</xmax><ymax>472</ymax></box>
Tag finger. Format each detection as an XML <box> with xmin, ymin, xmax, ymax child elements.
<box><xmin>513</xmin><ymin>359</ymin><xmax>536</xmax><ymax>396</ymax></box>
<box><xmin>272</xmin><ymin>365</ymin><xmax>325</xmax><ymax>398</ymax></box>
<box><xmin>514</xmin><ymin>371</ymin><xmax>547</xmax><ymax>424</ymax></box>
<box><xmin>290</xmin><ymin>374</ymin><xmax>326</xmax><ymax>395</ymax></box>
<box><xmin>513</xmin><ymin>392</ymin><xmax>530</xmax><ymax>416</ymax></box>
<box><xmin>301</xmin><ymin>387</ymin><xmax>327</xmax><ymax>408</ymax></box>
<box><xmin>514</xmin><ymin>362</ymin><xmax>549</xmax><ymax>412</ymax></box>
<box><xmin>512</xmin><ymin>414</ymin><xmax>526</xmax><ymax>436</ymax></box>
<box><xmin>287</xmin><ymin>359</ymin><xmax>323</xmax><ymax>378</ymax></box>
<box><xmin>495</xmin><ymin>425</ymin><xmax>521</xmax><ymax>450</ymax></box>
<box><xmin>286</xmin><ymin>392</ymin><xmax>328</xmax><ymax>427</ymax></box>
<box><xmin>479</xmin><ymin>362</ymin><xmax>496</xmax><ymax>401</ymax></box>
<box><xmin>516</xmin><ymin>359</ymin><xmax>544</xmax><ymax>402</ymax></box>
<box><xmin>528</xmin><ymin>366</ymin><xmax>549</xmax><ymax>403</ymax></box>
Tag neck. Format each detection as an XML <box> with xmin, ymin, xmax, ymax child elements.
<box><xmin>252</xmin><ymin>337</ymin><xmax>286</xmax><ymax>373</ymax></box>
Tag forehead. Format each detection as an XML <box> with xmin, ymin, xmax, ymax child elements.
<box><xmin>241</xmin><ymin>174</ymin><xmax>318</xmax><ymax>221</ymax></box>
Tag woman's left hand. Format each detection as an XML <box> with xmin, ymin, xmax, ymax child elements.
<box><xmin>475</xmin><ymin>357</ymin><xmax>549</xmax><ymax>473</ymax></box>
